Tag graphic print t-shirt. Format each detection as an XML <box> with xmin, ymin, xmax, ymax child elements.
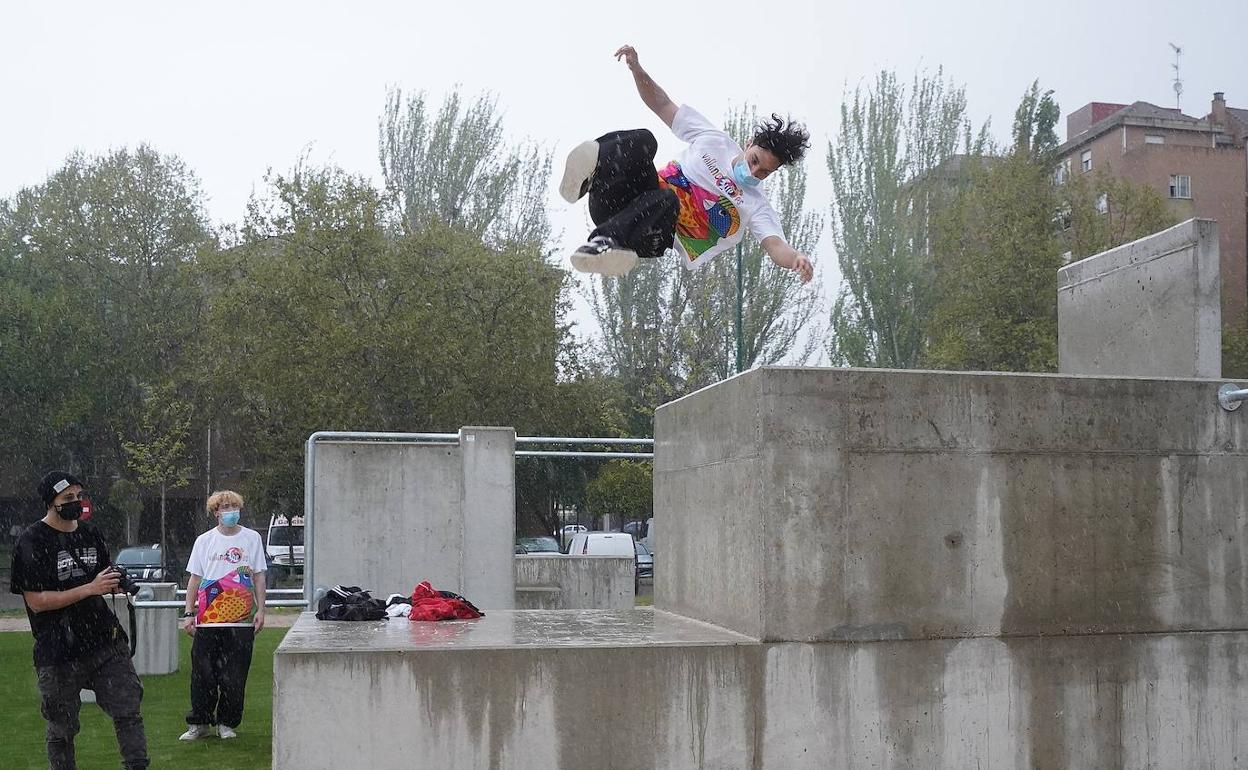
<box><xmin>186</xmin><ymin>526</ymin><xmax>266</xmax><ymax>627</ymax></box>
<box><xmin>9</xmin><ymin>521</ymin><xmax>124</xmax><ymax>666</ymax></box>
<box><xmin>658</xmin><ymin>104</ymin><xmax>785</xmax><ymax>270</ymax></box>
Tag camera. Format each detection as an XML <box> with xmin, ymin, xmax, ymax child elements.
<box><xmin>105</xmin><ymin>565</ymin><xmax>141</xmax><ymax>596</ymax></box>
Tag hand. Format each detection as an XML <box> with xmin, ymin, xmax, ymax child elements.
<box><xmin>792</xmin><ymin>253</ymin><xmax>814</xmax><ymax>283</ymax></box>
<box><xmin>253</xmin><ymin>612</ymin><xmax>265</xmax><ymax>632</ymax></box>
<box><xmin>90</xmin><ymin>567</ymin><xmax>121</xmax><ymax>596</ymax></box>
<box><xmin>181</xmin><ymin>615</ymin><xmax>196</xmax><ymax>637</ymax></box>
<box><xmin>614</xmin><ymin>44</ymin><xmax>639</xmax><ymax>70</ymax></box>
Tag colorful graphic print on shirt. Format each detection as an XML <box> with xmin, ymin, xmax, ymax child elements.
<box><xmin>658</xmin><ymin>160</ymin><xmax>741</xmax><ymax>262</ymax></box>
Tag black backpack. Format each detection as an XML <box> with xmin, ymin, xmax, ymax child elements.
<box><xmin>315</xmin><ymin>585</ymin><xmax>387</xmax><ymax>621</ymax></box>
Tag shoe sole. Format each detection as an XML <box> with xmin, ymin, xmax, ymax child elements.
<box><xmin>559</xmin><ymin>140</ymin><xmax>599</xmax><ymax>203</ymax></box>
<box><xmin>571</xmin><ymin>247</ymin><xmax>639</xmax><ymax>277</ymax></box>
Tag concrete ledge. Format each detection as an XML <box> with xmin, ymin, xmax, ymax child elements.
<box><xmin>656</xmin><ymin>366</ymin><xmax>1248</xmax><ymax>642</ymax></box>
<box><xmin>273</xmin><ymin>610</ymin><xmax>757</xmax><ymax>769</ymax></box>
<box><xmin>514</xmin><ymin>555</ymin><xmax>635</xmax><ymax>610</ymax></box>
<box><xmin>273</xmin><ymin>611</ymin><xmax>1248</xmax><ymax>769</ymax></box>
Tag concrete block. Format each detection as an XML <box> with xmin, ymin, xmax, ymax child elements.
<box><xmin>514</xmin><ymin>555</ymin><xmax>635</xmax><ymax>610</ymax></box>
<box><xmin>1058</xmin><ymin>218</ymin><xmax>1220</xmax><ymax>378</ymax></box>
<box><xmin>273</xmin><ymin>610</ymin><xmax>757</xmax><ymax>770</ymax></box>
<box><xmin>460</xmin><ymin>427</ymin><xmax>516</xmax><ymax>609</ymax></box>
<box><xmin>655</xmin><ymin>367</ymin><xmax>1248</xmax><ymax>642</ymax></box>
<box><xmin>273</xmin><ymin>611</ymin><xmax>1248</xmax><ymax>769</ymax></box>
<box><xmin>759</xmin><ymin>632</ymin><xmax>1248</xmax><ymax>769</ymax></box>
<box><xmin>308</xmin><ymin>430</ymin><xmax>515</xmax><ymax>609</ymax></box>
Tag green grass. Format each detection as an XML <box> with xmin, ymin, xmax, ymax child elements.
<box><xmin>0</xmin><ymin>629</ymin><xmax>287</xmax><ymax>769</ymax></box>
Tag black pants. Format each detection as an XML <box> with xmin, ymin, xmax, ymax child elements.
<box><xmin>187</xmin><ymin>627</ymin><xmax>254</xmax><ymax>728</ymax></box>
<box><xmin>587</xmin><ymin>129</ymin><xmax>679</xmax><ymax>259</ymax></box>
<box><xmin>36</xmin><ymin>641</ymin><xmax>149</xmax><ymax>770</ymax></box>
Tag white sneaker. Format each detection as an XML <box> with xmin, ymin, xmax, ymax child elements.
<box><xmin>179</xmin><ymin>725</ymin><xmax>210</xmax><ymax>741</ymax></box>
<box><xmin>559</xmin><ymin>140</ymin><xmax>599</xmax><ymax>203</ymax></box>
<box><xmin>218</xmin><ymin>724</ymin><xmax>238</xmax><ymax>739</ymax></box>
<box><xmin>570</xmin><ymin>236</ymin><xmax>639</xmax><ymax>277</ymax></box>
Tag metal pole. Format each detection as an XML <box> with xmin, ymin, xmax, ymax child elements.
<box><xmin>516</xmin><ymin>437</ymin><xmax>653</xmax><ymax>446</ymax></box>
<box><xmin>515</xmin><ymin>451</ymin><xmax>654</xmax><ymax>459</ymax></box>
<box><xmin>735</xmin><ymin>243</ymin><xmax>744</xmax><ymax>374</ymax></box>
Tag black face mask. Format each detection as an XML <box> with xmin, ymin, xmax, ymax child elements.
<box><xmin>54</xmin><ymin>500</ymin><xmax>85</xmax><ymax>521</ymax></box>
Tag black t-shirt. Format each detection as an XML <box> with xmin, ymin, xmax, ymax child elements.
<box><xmin>9</xmin><ymin>520</ymin><xmax>126</xmax><ymax>667</ymax></box>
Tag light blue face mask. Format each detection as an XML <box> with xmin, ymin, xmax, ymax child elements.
<box><xmin>220</xmin><ymin>509</ymin><xmax>241</xmax><ymax>527</ymax></box>
<box><xmin>732</xmin><ymin>158</ymin><xmax>762</xmax><ymax>188</ymax></box>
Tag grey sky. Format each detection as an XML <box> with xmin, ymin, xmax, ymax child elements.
<box><xmin>3</xmin><ymin>0</ymin><xmax>1245</xmax><ymax>348</ymax></box>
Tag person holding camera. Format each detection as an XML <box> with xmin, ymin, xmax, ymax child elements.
<box><xmin>179</xmin><ymin>489</ymin><xmax>266</xmax><ymax>741</ymax></box>
<box><xmin>9</xmin><ymin>470</ymin><xmax>149</xmax><ymax>770</ymax></box>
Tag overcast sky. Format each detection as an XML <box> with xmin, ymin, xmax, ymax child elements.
<box><xmin>3</xmin><ymin>0</ymin><xmax>1245</xmax><ymax>348</ymax></box>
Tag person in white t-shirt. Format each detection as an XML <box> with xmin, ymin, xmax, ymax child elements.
<box><xmin>177</xmin><ymin>490</ymin><xmax>267</xmax><ymax>742</ymax></box>
<box><xmin>559</xmin><ymin>44</ymin><xmax>814</xmax><ymax>283</ymax></box>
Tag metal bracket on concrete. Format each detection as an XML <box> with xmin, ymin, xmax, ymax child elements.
<box><xmin>1218</xmin><ymin>383</ymin><xmax>1248</xmax><ymax>411</ymax></box>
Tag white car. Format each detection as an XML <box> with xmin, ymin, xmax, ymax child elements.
<box><xmin>555</xmin><ymin>524</ymin><xmax>587</xmax><ymax>550</ymax></box>
<box><xmin>565</xmin><ymin>531</ymin><xmax>635</xmax><ymax>557</ymax></box>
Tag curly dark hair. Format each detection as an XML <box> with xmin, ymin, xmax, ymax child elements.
<box><xmin>751</xmin><ymin>113</ymin><xmax>810</xmax><ymax>166</ymax></box>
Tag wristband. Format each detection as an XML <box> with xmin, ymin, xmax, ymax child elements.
<box><xmin>181</xmin><ymin>611</ymin><xmax>195</xmax><ymax>619</ymax></box>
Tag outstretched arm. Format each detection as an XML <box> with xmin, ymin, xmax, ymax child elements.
<box><xmin>615</xmin><ymin>45</ymin><xmax>677</xmax><ymax>127</ymax></box>
<box><xmin>761</xmin><ymin>236</ymin><xmax>814</xmax><ymax>284</ymax></box>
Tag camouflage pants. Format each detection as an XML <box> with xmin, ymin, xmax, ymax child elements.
<box><xmin>35</xmin><ymin>641</ymin><xmax>149</xmax><ymax>770</ymax></box>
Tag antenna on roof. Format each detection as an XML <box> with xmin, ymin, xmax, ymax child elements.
<box><xmin>1169</xmin><ymin>42</ymin><xmax>1184</xmax><ymax>111</ymax></box>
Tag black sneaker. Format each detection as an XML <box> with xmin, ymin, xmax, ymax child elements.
<box><xmin>559</xmin><ymin>140</ymin><xmax>599</xmax><ymax>203</ymax></box>
<box><xmin>570</xmin><ymin>236</ymin><xmax>639</xmax><ymax>277</ymax></box>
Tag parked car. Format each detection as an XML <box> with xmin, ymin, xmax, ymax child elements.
<box><xmin>565</xmin><ymin>531</ymin><xmax>636</xmax><ymax>557</ymax></box>
<box><xmin>114</xmin><ymin>544</ymin><xmax>177</xmax><ymax>586</ymax></box>
<box><xmin>266</xmin><ymin>513</ymin><xmax>305</xmax><ymax>581</ymax></box>
<box><xmin>634</xmin><ymin>540</ymin><xmax>653</xmax><ymax>579</ymax></box>
<box><xmin>555</xmin><ymin>524</ymin><xmax>587</xmax><ymax>550</ymax></box>
<box><xmin>516</xmin><ymin>536</ymin><xmax>562</xmax><ymax>555</ymax></box>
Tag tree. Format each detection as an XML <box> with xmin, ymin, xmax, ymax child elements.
<box><xmin>925</xmin><ymin>152</ymin><xmax>1063</xmax><ymax>372</ymax></box>
<box><xmin>1012</xmin><ymin>81</ymin><xmax>1061</xmax><ymax>165</ymax></box>
<box><xmin>121</xmin><ymin>382</ymin><xmax>194</xmax><ymax>555</ymax></box>
<box><xmin>585</xmin><ymin>460</ymin><xmax>653</xmax><ymax>530</ymax></box>
<box><xmin>924</xmin><ymin>84</ymin><xmax>1175</xmax><ymax>373</ymax></box>
<box><xmin>200</xmin><ymin>165</ymin><xmax>607</xmax><ymax>509</ymax></box>
<box><xmin>1060</xmin><ymin>169</ymin><xmax>1175</xmax><ymax>261</ymax></box>
<box><xmin>379</xmin><ymin>88</ymin><xmax>552</xmax><ymax>249</ymax></box>
<box><xmin>107</xmin><ymin>478</ymin><xmax>144</xmax><ymax>547</ymax></box>
<box><xmin>0</xmin><ymin>146</ymin><xmax>213</xmax><ymax>493</ymax></box>
<box><xmin>826</xmin><ymin>70</ymin><xmax>987</xmax><ymax>367</ymax></box>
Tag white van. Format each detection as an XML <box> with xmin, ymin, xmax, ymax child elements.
<box><xmin>565</xmin><ymin>531</ymin><xmax>635</xmax><ymax>557</ymax></box>
<box><xmin>266</xmin><ymin>513</ymin><xmax>305</xmax><ymax>579</ymax></box>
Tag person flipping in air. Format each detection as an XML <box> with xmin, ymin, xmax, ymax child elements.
<box><xmin>560</xmin><ymin>44</ymin><xmax>814</xmax><ymax>283</ymax></box>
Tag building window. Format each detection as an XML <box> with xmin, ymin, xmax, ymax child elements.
<box><xmin>1096</xmin><ymin>193</ymin><xmax>1109</xmax><ymax>214</ymax></box>
<box><xmin>1054</xmin><ymin>159</ymin><xmax>1070</xmax><ymax>185</ymax></box>
<box><xmin>1081</xmin><ymin>150</ymin><xmax>1092</xmax><ymax>172</ymax></box>
<box><xmin>1145</xmin><ymin>134</ymin><xmax>1165</xmax><ymax>145</ymax></box>
<box><xmin>1169</xmin><ymin>174</ymin><xmax>1191</xmax><ymax>199</ymax></box>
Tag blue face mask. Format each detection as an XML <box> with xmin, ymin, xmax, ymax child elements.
<box><xmin>732</xmin><ymin>159</ymin><xmax>761</xmax><ymax>188</ymax></box>
<box><xmin>220</xmin><ymin>509</ymin><xmax>241</xmax><ymax>527</ymax></box>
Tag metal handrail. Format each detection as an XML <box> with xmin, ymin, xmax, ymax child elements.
<box><xmin>303</xmin><ymin>430</ymin><xmax>658</xmax><ymax>604</ymax></box>
<box><xmin>1219</xmin><ymin>383</ymin><xmax>1248</xmax><ymax>411</ymax></box>
<box><xmin>516</xmin><ymin>450</ymin><xmax>653</xmax><ymax>459</ymax></box>
<box><xmin>516</xmin><ymin>437</ymin><xmax>653</xmax><ymax>446</ymax></box>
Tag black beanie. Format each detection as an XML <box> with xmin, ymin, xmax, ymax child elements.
<box><xmin>38</xmin><ymin>470</ymin><xmax>83</xmax><ymax>506</ymax></box>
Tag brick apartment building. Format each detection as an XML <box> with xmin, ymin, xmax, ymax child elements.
<box><xmin>1057</xmin><ymin>92</ymin><xmax>1248</xmax><ymax>322</ymax></box>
